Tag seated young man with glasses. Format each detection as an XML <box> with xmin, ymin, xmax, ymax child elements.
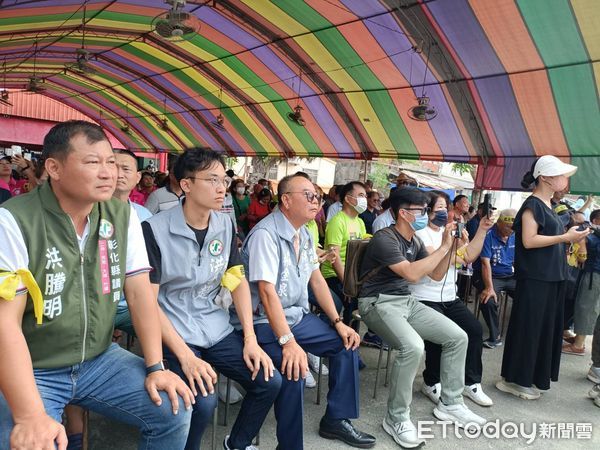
<box><xmin>142</xmin><ymin>148</ymin><xmax>281</xmax><ymax>450</ymax></box>
<box><xmin>235</xmin><ymin>173</ymin><xmax>376</xmax><ymax>450</ymax></box>
<box><xmin>358</xmin><ymin>188</ymin><xmax>486</xmax><ymax>448</ymax></box>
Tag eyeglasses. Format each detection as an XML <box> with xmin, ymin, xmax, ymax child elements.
<box><xmin>285</xmin><ymin>191</ymin><xmax>322</xmax><ymax>203</ymax></box>
<box><xmin>402</xmin><ymin>207</ymin><xmax>430</xmax><ymax>216</ymax></box>
<box><xmin>188</xmin><ymin>176</ymin><xmax>232</xmax><ymax>188</ymax></box>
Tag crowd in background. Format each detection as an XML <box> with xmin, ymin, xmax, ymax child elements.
<box><xmin>2</xmin><ymin>128</ymin><xmax>600</xmax><ymax>450</ymax></box>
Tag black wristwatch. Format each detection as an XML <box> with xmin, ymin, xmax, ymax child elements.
<box><xmin>146</xmin><ymin>360</ymin><xmax>167</xmax><ymax>376</ymax></box>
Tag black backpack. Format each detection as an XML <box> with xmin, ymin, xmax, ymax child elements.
<box><xmin>342</xmin><ymin>227</ymin><xmax>393</xmax><ymax>298</ymax></box>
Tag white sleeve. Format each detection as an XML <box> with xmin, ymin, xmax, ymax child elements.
<box><xmin>0</xmin><ymin>208</ymin><xmax>29</xmax><ymax>293</ymax></box>
<box><xmin>125</xmin><ymin>204</ymin><xmax>151</xmax><ymax>276</ymax></box>
<box><xmin>415</xmin><ymin>228</ymin><xmax>434</xmax><ymax>247</ymax></box>
<box><xmin>247</xmin><ymin>229</ymin><xmax>279</xmax><ymax>284</ymax></box>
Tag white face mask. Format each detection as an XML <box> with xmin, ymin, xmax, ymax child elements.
<box><xmin>352</xmin><ymin>196</ymin><xmax>368</xmax><ymax>214</ymax></box>
<box><xmin>235</xmin><ymin>186</ymin><xmax>245</xmax><ymax>195</ymax></box>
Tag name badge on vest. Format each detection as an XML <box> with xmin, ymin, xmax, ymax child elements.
<box><xmin>98</xmin><ymin>219</ymin><xmax>122</xmax><ymax>302</ymax></box>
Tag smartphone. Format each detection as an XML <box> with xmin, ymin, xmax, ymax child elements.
<box><xmin>11</xmin><ymin>146</ymin><xmax>22</xmax><ymax>157</ymax></box>
<box><xmin>482</xmin><ymin>193</ymin><xmax>492</xmax><ymax>218</ymax></box>
<box><xmin>24</xmin><ymin>153</ymin><xmax>32</xmax><ymax>161</ymax></box>
<box><xmin>454</xmin><ymin>222</ymin><xmax>465</xmax><ymax>239</ymax></box>
<box><xmin>4</xmin><ymin>148</ymin><xmax>12</xmax><ymax>157</ymax></box>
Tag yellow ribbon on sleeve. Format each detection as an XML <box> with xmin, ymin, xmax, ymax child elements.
<box><xmin>220</xmin><ymin>265</ymin><xmax>245</xmax><ymax>292</ymax></box>
<box><xmin>0</xmin><ymin>269</ymin><xmax>44</xmax><ymax>324</ymax></box>
<box><xmin>454</xmin><ymin>247</ymin><xmax>468</xmax><ymax>268</ymax></box>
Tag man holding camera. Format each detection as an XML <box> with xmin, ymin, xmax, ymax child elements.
<box><xmin>358</xmin><ymin>189</ymin><xmax>486</xmax><ymax>448</ymax></box>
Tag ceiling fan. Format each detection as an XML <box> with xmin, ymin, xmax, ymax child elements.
<box><xmin>24</xmin><ymin>41</ymin><xmax>46</xmax><ymax>94</ymax></box>
<box><xmin>0</xmin><ymin>60</ymin><xmax>12</xmax><ymax>106</ymax></box>
<box><xmin>288</xmin><ymin>104</ymin><xmax>306</xmax><ymax>126</ymax></box>
<box><xmin>151</xmin><ymin>0</ymin><xmax>200</xmax><ymax>42</ymax></box>
<box><xmin>211</xmin><ymin>88</ymin><xmax>226</xmax><ymax>131</ymax></box>
<box><xmin>69</xmin><ymin>5</ymin><xmax>97</xmax><ymax>75</ymax></box>
<box><xmin>408</xmin><ymin>96</ymin><xmax>437</xmax><ymax>121</ymax></box>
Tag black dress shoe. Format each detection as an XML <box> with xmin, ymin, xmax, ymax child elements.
<box><xmin>318</xmin><ymin>417</ymin><xmax>376</xmax><ymax>449</ymax></box>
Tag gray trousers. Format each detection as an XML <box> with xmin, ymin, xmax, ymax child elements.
<box><xmin>574</xmin><ymin>272</ymin><xmax>600</xmax><ymax>335</ymax></box>
<box><xmin>358</xmin><ymin>294</ymin><xmax>468</xmax><ymax>423</ymax></box>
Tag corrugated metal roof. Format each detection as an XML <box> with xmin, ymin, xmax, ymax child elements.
<box><xmin>0</xmin><ymin>90</ymin><xmax>94</xmax><ymax>123</ymax></box>
<box><xmin>0</xmin><ymin>90</ymin><xmax>125</xmax><ymax>149</ymax></box>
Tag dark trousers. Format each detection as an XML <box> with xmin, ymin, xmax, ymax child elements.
<box><xmin>478</xmin><ymin>276</ymin><xmax>516</xmax><ymax>341</ymax></box>
<box><xmin>501</xmin><ymin>279</ymin><xmax>565</xmax><ymax>390</ymax></box>
<box><xmin>420</xmin><ymin>299</ymin><xmax>483</xmax><ymax>386</ymax></box>
<box><xmin>164</xmin><ymin>331</ymin><xmax>282</xmax><ymax>450</ymax></box>
<box><xmin>255</xmin><ymin>313</ymin><xmax>359</xmax><ymax>450</ymax></box>
<box><xmin>563</xmin><ymin>267</ymin><xmax>581</xmax><ymax>330</ymax></box>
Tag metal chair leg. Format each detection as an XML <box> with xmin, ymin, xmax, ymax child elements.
<box><xmin>316</xmin><ymin>356</ymin><xmax>323</xmax><ymax>405</ymax></box>
<box><xmin>223</xmin><ymin>377</ymin><xmax>231</xmax><ymax>426</ymax></box>
<box><xmin>373</xmin><ymin>345</ymin><xmax>385</xmax><ymax>399</ymax></box>
<box><xmin>212</xmin><ymin>401</ymin><xmax>218</xmax><ymax>450</ymax></box>
<box><xmin>499</xmin><ymin>291</ymin><xmax>510</xmax><ymax>337</ymax></box>
<box><xmin>384</xmin><ymin>347</ymin><xmax>393</xmax><ymax>387</ymax></box>
<box><xmin>82</xmin><ymin>409</ymin><xmax>89</xmax><ymax>450</ymax></box>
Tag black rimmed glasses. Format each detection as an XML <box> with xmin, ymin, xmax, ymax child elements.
<box><xmin>187</xmin><ymin>176</ymin><xmax>232</xmax><ymax>188</ymax></box>
<box><xmin>285</xmin><ymin>191</ymin><xmax>322</xmax><ymax>204</ymax></box>
<box><xmin>402</xmin><ymin>207</ymin><xmax>430</xmax><ymax>216</ymax></box>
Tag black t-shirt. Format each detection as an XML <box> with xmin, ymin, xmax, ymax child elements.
<box><xmin>0</xmin><ymin>188</ymin><xmax>10</xmax><ymax>205</ymax></box>
<box><xmin>513</xmin><ymin>195</ymin><xmax>566</xmax><ymax>281</ymax></box>
<box><xmin>359</xmin><ymin>226</ymin><xmax>428</xmax><ymax>297</ymax></box>
<box><xmin>142</xmin><ymin>220</ymin><xmax>241</xmax><ymax>284</ymax></box>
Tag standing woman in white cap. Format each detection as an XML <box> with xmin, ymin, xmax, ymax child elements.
<box><xmin>497</xmin><ymin>156</ymin><xmax>590</xmax><ymax>400</ymax></box>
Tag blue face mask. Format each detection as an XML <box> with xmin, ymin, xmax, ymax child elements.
<box><xmin>410</xmin><ymin>213</ymin><xmax>429</xmax><ymax>231</ymax></box>
<box><xmin>431</xmin><ymin>210</ymin><xmax>448</xmax><ymax>227</ymax></box>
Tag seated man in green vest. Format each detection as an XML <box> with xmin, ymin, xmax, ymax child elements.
<box><xmin>0</xmin><ymin>120</ymin><xmax>193</xmax><ymax>450</ymax></box>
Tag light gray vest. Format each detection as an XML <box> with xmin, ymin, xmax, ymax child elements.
<box><xmin>238</xmin><ymin>210</ymin><xmax>316</xmax><ymax>328</ymax></box>
<box><xmin>147</xmin><ymin>205</ymin><xmax>234</xmax><ymax>348</ymax></box>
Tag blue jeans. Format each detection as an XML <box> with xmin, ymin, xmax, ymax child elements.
<box><xmin>256</xmin><ymin>313</ymin><xmax>359</xmax><ymax>450</ymax></box>
<box><xmin>0</xmin><ymin>343</ymin><xmax>191</xmax><ymax>450</ymax></box>
<box><xmin>164</xmin><ymin>331</ymin><xmax>281</xmax><ymax>450</ymax></box>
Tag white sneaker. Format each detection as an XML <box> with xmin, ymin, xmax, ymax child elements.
<box><xmin>433</xmin><ymin>402</ymin><xmax>487</xmax><ymax>428</ymax></box>
<box><xmin>218</xmin><ymin>377</ymin><xmax>244</xmax><ymax>404</ymax></box>
<box><xmin>495</xmin><ymin>379</ymin><xmax>540</xmax><ymax>400</ymax></box>
<box><xmin>307</xmin><ymin>353</ymin><xmax>329</xmax><ymax>376</ymax></box>
<box><xmin>587</xmin><ymin>366</ymin><xmax>600</xmax><ymax>384</ymax></box>
<box><xmin>223</xmin><ymin>434</ymin><xmax>258</xmax><ymax>449</ymax></box>
<box><xmin>304</xmin><ymin>371</ymin><xmax>317</xmax><ymax>388</ymax></box>
<box><xmin>463</xmin><ymin>383</ymin><xmax>493</xmax><ymax>406</ymax></box>
<box><xmin>421</xmin><ymin>382</ymin><xmax>441</xmax><ymax>404</ymax></box>
<box><xmin>382</xmin><ymin>417</ymin><xmax>424</xmax><ymax>448</ymax></box>
<box><xmin>588</xmin><ymin>384</ymin><xmax>600</xmax><ymax>399</ymax></box>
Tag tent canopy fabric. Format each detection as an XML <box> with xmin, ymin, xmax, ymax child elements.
<box><xmin>0</xmin><ymin>0</ymin><xmax>599</xmax><ymax>192</ymax></box>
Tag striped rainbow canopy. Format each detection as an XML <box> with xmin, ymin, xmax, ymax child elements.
<box><xmin>0</xmin><ymin>0</ymin><xmax>598</xmax><ymax>192</ymax></box>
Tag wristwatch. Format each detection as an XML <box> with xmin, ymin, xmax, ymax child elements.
<box><xmin>278</xmin><ymin>332</ymin><xmax>294</xmax><ymax>346</ymax></box>
<box><xmin>146</xmin><ymin>360</ymin><xmax>167</xmax><ymax>376</ymax></box>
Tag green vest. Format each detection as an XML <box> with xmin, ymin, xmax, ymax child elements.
<box><xmin>3</xmin><ymin>182</ymin><xmax>129</xmax><ymax>368</ymax></box>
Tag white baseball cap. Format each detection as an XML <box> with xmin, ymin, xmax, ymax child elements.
<box><xmin>533</xmin><ymin>155</ymin><xmax>577</xmax><ymax>178</ymax></box>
